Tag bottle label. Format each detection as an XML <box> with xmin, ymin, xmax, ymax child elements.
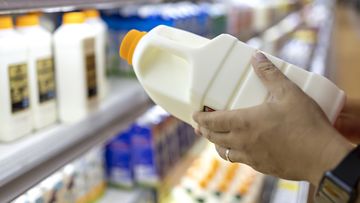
<box><xmin>8</xmin><ymin>63</ymin><xmax>30</xmax><ymax>113</ymax></box>
<box><xmin>37</xmin><ymin>57</ymin><xmax>56</xmax><ymax>103</ymax></box>
<box><xmin>84</xmin><ymin>38</ymin><xmax>98</xmax><ymax>99</ymax></box>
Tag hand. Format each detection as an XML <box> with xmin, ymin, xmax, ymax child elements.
<box><xmin>193</xmin><ymin>52</ymin><xmax>354</xmax><ymax>186</ymax></box>
<box><xmin>335</xmin><ymin>99</ymin><xmax>360</xmax><ymax>144</ymax></box>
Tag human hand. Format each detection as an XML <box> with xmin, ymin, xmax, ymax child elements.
<box><xmin>193</xmin><ymin>52</ymin><xmax>354</xmax><ymax>186</ymax></box>
<box><xmin>335</xmin><ymin>99</ymin><xmax>360</xmax><ymax>144</ymax></box>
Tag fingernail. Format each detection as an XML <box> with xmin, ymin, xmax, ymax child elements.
<box><xmin>254</xmin><ymin>51</ymin><xmax>267</xmax><ymax>62</ymax></box>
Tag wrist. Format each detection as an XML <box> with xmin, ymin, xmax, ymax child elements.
<box><xmin>309</xmin><ymin>124</ymin><xmax>354</xmax><ymax>186</ymax></box>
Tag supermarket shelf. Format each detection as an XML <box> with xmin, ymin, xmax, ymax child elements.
<box><xmin>242</xmin><ymin>7</ymin><xmax>302</xmax><ymax>42</ymax></box>
<box><xmin>247</xmin><ymin>9</ymin><xmax>303</xmax><ymax>50</ymax></box>
<box><xmin>0</xmin><ymin>79</ymin><xmax>151</xmax><ymax>202</ymax></box>
<box><xmin>100</xmin><ymin>188</ymin><xmax>153</xmax><ymax>203</ymax></box>
<box><xmin>309</xmin><ymin>10</ymin><xmax>334</xmax><ymax>76</ymax></box>
<box><xmin>0</xmin><ymin>0</ymin><xmax>159</xmax><ymax>14</ymax></box>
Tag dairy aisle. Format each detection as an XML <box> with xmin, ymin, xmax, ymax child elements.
<box><xmin>0</xmin><ymin>0</ymin><xmax>354</xmax><ymax>202</ymax></box>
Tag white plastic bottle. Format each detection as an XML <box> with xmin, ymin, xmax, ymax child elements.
<box><xmin>54</xmin><ymin>12</ymin><xmax>98</xmax><ymax>123</ymax></box>
<box><xmin>120</xmin><ymin>25</ymin><xmax>345</xmax><ymax>126</ymax></box>
<box><xmin>0</xmin><ymin>16</ymin><xmax>33</xmax><ymax>142</ymax></box>
<box><xmin>84</xmin><ymin>9</ymin><xmax>108</xmax><ymax>100</ymax></box>
<box><xmin>16</xmin><ymin>14</ymin><xmax>57</xmax><ymax>130</ymax></box>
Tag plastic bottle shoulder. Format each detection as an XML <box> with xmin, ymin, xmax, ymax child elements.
<box><xmin>54</xmin><ymin>23</ymin><xmax>95</xmax><ymax>41</ymax></box>
<box><xmin>0</xmin><ymin>29</ymin><xmax>27</xmax><ymax>55</ymax></box>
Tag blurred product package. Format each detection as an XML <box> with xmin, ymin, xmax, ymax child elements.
<box><xmin>102</xmin><ymin>2</ymin><xmax>214</xmax><ymax>77</ymax></box>
<box><xmin>16</xmin><ymin>14</ymin><xmax>58</xmax><ymax>131</ymax></box>
<box><xmin>226</xmin><ymin>0</ymin><xmax>299</xmax><ymax>39</ymax></box>
<box><xmin>0</xmin><ymin>16</ymin><xmax>33</xmax><ymax>142</ymax></box>
<box><xmin>54</xmin><ymin>12</ymin><xmax>99</xmax><ymax>123</ymax></box>
<box><xmin>105</xmin><ymin>106</ymin><xmax>197</xmax><ymax>187</ymax></box>
<box><xmin>171</xmin><ymin>145</ymin><xmax>265</xmax><ymax>203</ymax></box>
<box><xmin>278</xmin><ymin>29</ymin><xmax>317</xmax><ymax>68</ymax></box>
<box><xmin>12</xmin><ymin>146</ymin><xmax>106</xmax><ymax>203</ymax></box>
<box><xmin>105</xmin><ymin>129</ymin><xmax>134</xmax><ymax>188</ymax></box>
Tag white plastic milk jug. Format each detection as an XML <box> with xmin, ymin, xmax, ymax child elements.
<box><xmin>120</xmin><ymin>25</ymin><xmax>345</xmax><ymax>127</ymax></box>
<box><xmin>54</xmin><ymin>12</ymin><xmax>98</xmax><ymax>123</ymax></box>
<box><xmin>84</xmin><ymin>9</ymin><xmax>108</xmax><ymax>100</ymax></box>
<box><xmin>16</xmin><ymin>14</ymin><xmax>57</xmax><ymax>130</ymax></box>
<box><xmin>0</xmin><ymin>16</ymin><xmax>33</xmax><ymax>141</ymax></box>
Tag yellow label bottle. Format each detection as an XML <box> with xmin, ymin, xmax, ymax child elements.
<box><xmin>0</xmin><ymin>16</ymin><xmax>33</xmax><ymax>141</ymax></box>
<box><xmin>17</xmin><ymin>14</ymin><xmax>58</xmax><ymax>130</ymax></box>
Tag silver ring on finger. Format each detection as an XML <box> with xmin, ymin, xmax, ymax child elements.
<box><xmin>225</xmin><ymin>148</ymin><xmax>233</xmax><ymax>163</ymax></box>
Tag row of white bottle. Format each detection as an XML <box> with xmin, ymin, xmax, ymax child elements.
<box><xmin>0</xmin><ymin>10</ymin><xmax>107</xmax><ymax>142</ymax></box>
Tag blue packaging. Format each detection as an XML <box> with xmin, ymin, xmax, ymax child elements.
<box><xmin>131</xmin><ymin>116</ymin><xmax>160</xmax><ymax>186</ymax></box>
<box><xmin>102</xmin><ymin>6</ymin><xmax>174</xmax><ymax>77</ymax></box>
<box><xmin>105</xmin><ymin>128</ymin><xmax>134</xmax><ymax>188</ymax></box>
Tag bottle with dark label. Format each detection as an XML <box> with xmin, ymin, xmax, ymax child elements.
<box><xmin>16</xmin><ymin>14</ymin><xmax>57</xmax><ymax>130</ymax></box>
<box><xmin>54</xmin><ymin>12</ymin><xmax>99</xmax><ymax>123</ymax></box>
<box><xmin>0</xmin><ymin>16</ymin><xmax>33</xmax><ymax>142</ymax></box>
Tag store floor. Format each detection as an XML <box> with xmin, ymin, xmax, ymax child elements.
<box><xmin>333</xmin><ymin>5</ymin><xmax>360</xmax><ymax>100</ymax></box>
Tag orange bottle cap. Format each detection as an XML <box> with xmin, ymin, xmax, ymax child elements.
<box><xmin>119</xmin><ymin>29</ymin><xmax>147</xmax><ymax>65</ymax></box>
<box><xmin>238</xmin><ymin>184</ymin><xmax>250</xmax><ymax>195</ymax></box>
<box><xmin>84</xmin><ymin>9</ymin><xmax>100</xmax><ymax>19</ymax></box>
<box><xmin>28</xmin><ymin>11</ymin><xmax>43</xmax><ymax>17</ymax></box>
<box><xmin>199</xmin><ymin>179</ymin><xmax>208</xmax><ymax>189</ymax></box>
<box><xmin>16</xmin><ymin>14</ymin><xmax>40</xmax><ymax>27</ymax></box>
<box><xmin>63</xmin><ymin>12</ymin><xmax>85</xmax><ymax>24</ymax></box>
<box><xmin>218</xmin><ymin>181</ymin><xmax>228</xmax><ymax>192</ymax></box>
<box><xmin>0</xmin><ymin>16</ymin><xmax>13</xmax><ymax>29</ymax></box>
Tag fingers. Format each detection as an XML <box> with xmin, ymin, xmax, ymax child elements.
<box><xmin>215</xmin><ymin>145</ymin><xmax>229</xmax><ymax>161</ymax></box>
<box><xmin>194</xmin><ymin>128</ymin><xmax>202</xmax><ymax>136</ymax></box>
<box><xmin>193</xmin><ymin>110</ymin><xmax>236</xmax><ymax>132</ymax></box>
<box><xmin>215</xmin><ymin>145</ymin><xmax>249</xmax><ymax>164</ymax></box>
<box><xmin>198</xmin><ymin>126</ymin><xmax>233</xmax><ymax>148</ymax></box>
<box><xmin>335</xmin><ymin>113</ymin><xmax>360</xmax><ymax>144</ymax></box>
<box><xmin>251</xmin><ymin>51</ymin><xmax>291</xmax><ymax>98</ymax></box>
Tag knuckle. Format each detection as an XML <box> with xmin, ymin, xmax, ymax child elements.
<box><xmin>206</xmin><ymin>131</ymin><xmax>214</xmax><ymax>142</ymax></box>
<box><xmin>257</xmin><ymin>64</ymin><xmax>279</xmax><ymax>80</ymax></box>
<box><xmin>202</xmin><ymin>128</ymin><xmax>211</xmax><ymax>140</ymax></box>
<box><xmin>236</xmin><ymin>116</ymin><xmax>251</xmax><ymax>131</ymax></box>
<box><xmin>257</xmin><ymin>62</ymin><xmax>276</xmax><ymax>72</ymax></box>
<box><xmin>203</xmin><ymin>118</ymin><xmax>215</xmax><ymax>129</ymax></box>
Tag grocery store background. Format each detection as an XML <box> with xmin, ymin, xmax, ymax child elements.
<box><xmin>0</xmin><ymin>0</ymin><xmax>359</xmax><ymax>202</ymax></box>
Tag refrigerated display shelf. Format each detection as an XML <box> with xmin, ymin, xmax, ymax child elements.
<box><xmin>246</xmin><ymin>9</ymin><xmax>303</xmax><ymax>50</ymax></box>
<box><xmin>309</xmin><ymin>10</ymin><xmax>334</xmax><ymax>75</ymax></box>
<box><xmin>0</xmin><ymin>0</ymin><xmax>159</xmax><ymax>14</ymax></box>
<box><xmin>100</xmin><ymin>188</ymin><xmax>154</xmax><ymax>203</ymax></box>
<box><xmin>0</xmin><ymin>79</ymin><xmax>150</xmax><ymax>202</ymax></box>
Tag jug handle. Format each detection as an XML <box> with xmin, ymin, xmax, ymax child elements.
<box><xmin>148</xmin><ymin>35</ymin><xmax>195</xmax><ymax>62</ymax></box>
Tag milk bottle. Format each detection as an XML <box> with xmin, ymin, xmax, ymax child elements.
<box><xmin>84</xmin><ymin>9</ymin><xmax>108</xmax><ymax>99</ymax></box>
<box><xmin>54</xmin><ymin>12</ymin><xmax>98</xmax><ymax>123</ymax></box>
<box><xmin>120</xmin><ymin>25</ymin><xmax>345</xmax><ymax>126</ymax></box>
<box><xmin>17</xmin><ymin>14</ymin><xmax>57</xmax><ymax>129</ymax></box>
<box><xmin>0</xmin><ymin>16</ymin><xmax>33</xmax><ymax>141</ymax></box>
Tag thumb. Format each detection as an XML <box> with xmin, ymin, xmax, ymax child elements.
<box><xmin>251</xmin><ymin>51</ymin><xmax>290</xmax><ymax>97</ymax></box>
